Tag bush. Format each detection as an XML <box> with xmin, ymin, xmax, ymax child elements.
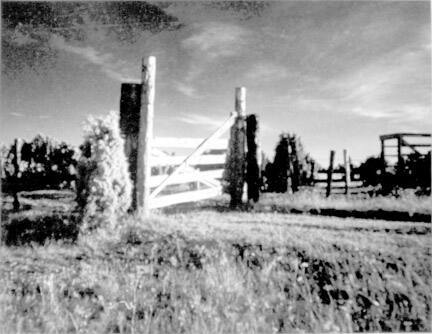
<box><xmin>76</xmin><ymin>111</ymin><xmax>132</xmax><ymax>232</ymax></box>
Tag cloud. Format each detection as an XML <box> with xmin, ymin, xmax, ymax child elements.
<box><xmin>49</xmin><ymin>35</ymin><xmax>138</xmax><ymax>82</ymax></box>
<box><xmin>172</xmin><ymin>81</ymin><xmax>199</xmax><ymax>98</ymax></box>
<box><xmin>9</xmin><ymin>112</ymin><xmax>24</xmax><ymax>117</ymax></box>
<box><xmin>182</xmin><ymin>22</ymin><xmax>249</xmax><ymax>59</ymax></box>
<box><xmin>277</xmin><ymin>43</ymin><xmax>431</xmax><ymax>124</ymax></box>
<box><xmin>245</xmin><ymin>63</ymin><xmax>288</xmax><ymax>81</ymax></box>
<box><xmin>176</xmin><ymin>112</ymin><xmax>223</xmax><ymax>128</ymax></box>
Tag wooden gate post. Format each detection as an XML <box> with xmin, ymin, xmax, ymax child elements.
<box><xmin>136</xmin><ymin>56</ymin><xmax>156</xmax><ymax>216</ymax></box>
<box><xmin>290</xmin><ymin>135</ymin><xmax>300</xmax><ymax>193</ymax></box>
<box><xmin>246</xmin><ymin>114</ymin><xmax>260</xmax><ymax>202</ymax></box>
<box><xmin>310</xmin><ymin>161</ymin><xmax>315</xmax><ymax>186</ymax></box>
<box><xmin>228</xmin><ymin>87</ymin><xmax>247</xmax><ymax>208</ymax></box>
<box><xmin>119</xmin><ymin>83</ymin><xmax>142</xmax><ymax>209</ymax></box>
<box><xmin>12</xmin><ymin>138</ymin><xmax>22</xmax><ymax>211</ymax></box>
<box><xmin>326</xmin><ymin>150</ymin><xmax>335</xmax><ymax>197</ymax></box>
<box><xmin>343</xmin><ymin>149</ymin><xmax>351</xmax><ymax>195</ymax></box>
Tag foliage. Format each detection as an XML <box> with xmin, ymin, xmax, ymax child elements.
<box><xmin>397</xmin><ymin>152</ymin><xmax>431</xmax><ymax>194</ymax></box>
<box><xmin>1</xmin><ymin>135</ymin><xmax>78</xmax><ymax>193</ymax></box>
<box><xmin>76</xmin><ymin>111</ymin><xmax>132</xmax><ymax>233</ymax></box>
<box><xmin>263</xmin><ymin>133</ymin><xmax>315</xmax><ymax>193</ymax></box>
<box><xmin>358</xmin><ymin>152</ymin><xmax>431</xmax><ymax>195</ymax></box>
<box><xmin>358</xmin><ymin>156</ymin><xmax>382</xmax><ymax>187</ymax></box>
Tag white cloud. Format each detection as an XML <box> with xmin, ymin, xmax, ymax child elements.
<box><xmin>9</xmin><ymin>112</ymin><xmax>24</xmax><ymax>117</ymax></box>
<box><xmin>49</xmin><ymin>35</ymin><xmax>138</xmax><ymax>82</ymax></box>
<box><xmin>280</xmin><ymin>45</ymin><xmax>432</xmax><ymax>123</ymax></box>
<box><xmin>245</xmin><ymin>63</ymin><xmax>288</xmax><ymax>81</ymax></box>
<box><xmin>176</xmin><ymin>112</ymin><xmax>223</xmax><ymax>128</ymax></box>
<box><xmin>172</xmin><ymin>81</ymin><xmax>199</xmax><ymax>98</ymax></box>
<box><xmin>182</xmin><ymin>22</ymin><xmax>249</xmax><ymax>59</ymax></box>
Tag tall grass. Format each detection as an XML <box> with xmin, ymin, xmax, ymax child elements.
<box><xmin>1</xmin><ymin>210</ymin><xmax>430</xmax><ymax>333</ymax></box>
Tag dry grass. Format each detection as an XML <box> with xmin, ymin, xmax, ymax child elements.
<box><xmin>0</xmin><ymin>190</ymin><xmax>431</xmax><ymax>333</ymax></box>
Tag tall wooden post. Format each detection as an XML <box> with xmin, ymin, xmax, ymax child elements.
<box><xmin>310</xmin><ymin>161</ymin><xmax>315</xmax><ymax>186</ymax></box>
<box><xmin>246</xmin><ymin>114</ymin><xmax>260</xmax><ymax>202</ymax></box>
<box><xmin>397</xmin><ymin>135</ymin><xmax>403</xmax><ymax>177</ymax></box>
<box><xmin>0</xmin><ymin>154</ymin><xmax>2</xmax><ymax>243</ymax></box>
<box><xmin>290</xmin><ymin>135</ymin><xmax>300</xmax><ymax>193</ymax></box>
<box><xmin>380</xmin><ymin>137</ymin><xmax>385</xmax><ymax>176</ymax></box>
<box><xmin>136</xmin><ymin>56</ymin><xmax>156</xmax><ymax>216</ymax></box>
<box><xmin>119</xmin><ymin>83</ymin><xmax>142</xmax><ymax>209</ymax></box>
<box><xmin>343</xmin><ymin>149</ymin><xmax>351</xmax><ymax>195</ymax></box>
<box><xmin>228</xmin><ymin>87</ymin><xmax>246</xmax><ymax>208</ymax></box>
<box><xmin>12</xmin><ymin>138</ymin><xmax>22</xmax><ymax>211</ymax></box>
<box><xmin>326</xmin><ymin>150</ymin><xmax>335</xmax><ymax>198</ymax></box>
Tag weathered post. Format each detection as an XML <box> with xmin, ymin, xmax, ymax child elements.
<box><xmin>343</xmin><ymin>149</ymin><xmax>351</xmax><ymax>195</ymax></box>
<box><xmin>119</xmin><ymin>83</ymin><xmax>142</xmax><ymax>209</ymax></box>
<box><xmin>12</xmin><ymin>138</ymin><xmax>22</xmax><ymax>211</ymax></box>
<box><xmin>136</xmin><ymin>56</ymin><xmax>156</xmax><ymax>216</ymax></box>
<box><xmin>310</xmin><ymin>160</ymin><xmax>315</xmax><ymax>185</ymax></box>
<box><xmin>0</xmin><ymin>154</ymin><xmax>2</xmax><ymax>243</ymax></box>
<box><xmin>246</xmin><ymin>114</ymin><xmax>260</xmax><ymax>202</ymax></box>
<box><xmin>380</xmin><ymin>137</ymin><xmax>385</xmax><ymax>176</ymax></box>
<box><xmin>326</xmin><ymin>150</ymin><xmax>335</xmax><ymax>197</ymax></box>
<box><xmin>290</xmin><ymin>135</ymin><xmax>300</xmax><ymax>193</ymax></box>
<box><xmin>227</xmin><ymin>87</ymin><xmax>246</xmax><ymax>208</ymax></box>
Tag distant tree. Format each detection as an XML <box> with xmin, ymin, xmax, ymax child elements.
<box><xmin>263</xmin><ymin>133</ymin><xmax>316</xmax><ymax>193</ymax></box>
<box><xmin>358</xmin><ymin>156</ymin><xmax>382</xmax><ymax>187</ymax></box>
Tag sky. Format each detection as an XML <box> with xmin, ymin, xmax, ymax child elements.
<box><xmin>1</xmin><ymin>1</ymin><xmax>431</xmax><ymax>166</ymax></box>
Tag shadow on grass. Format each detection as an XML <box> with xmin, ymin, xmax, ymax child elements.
<box><xmin>2</xmin><ymin>212</ymin><xmax>80</xmax><ymax>246</ymax></box>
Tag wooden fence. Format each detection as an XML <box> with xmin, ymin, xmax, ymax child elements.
<box><xmin>313</xmin><ymin>149</ymin><xmax>363</xmax><ymax>196</ymax></box>
<box><xmin>120</xmin><ymin>56</ymin><xmax>260</xmax><ymax>215</ymax></box>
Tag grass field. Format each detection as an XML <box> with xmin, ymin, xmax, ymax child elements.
<box><xmin>0</xmin><ymin>190</ymin><xmax>431</xmax><ymax>333</ymax></box>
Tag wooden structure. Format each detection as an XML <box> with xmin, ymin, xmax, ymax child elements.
<box><xmin>380</xmin><ymin>133</ymin><xmax>431</xmax><ymax>175</ymax></box>
<box><xmin>313</xmin><ymin>149</ymin><xmax>361</xmax><ymax>196</ymax></box>
<box><xmin>326</xmin><ymin>150</ymin><xmax>335</xmax><ymax>197</ymax></box>
<box><xmin>119</xmin><ymin>56</ymin><xmax>259</xmax><ymax>215</ymax></box>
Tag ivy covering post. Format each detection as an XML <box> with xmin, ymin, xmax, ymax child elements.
<box><xmin>136</xmin><ymin>56</ymin><xmax>156</xmax><ymax>216</ymax></box>
<box><xmin>76</xmin><ymin>111</ymin><xmax>132</xmax><ymax>232</ymax></box>
<box><xmin>226</xmin><ymin>87</ymin><xmax>247</xmax><ymax>208</ymax></box>
<box><xmin>12</xmin><ymin>138</ymin><xmax>22</xmax><ymax>211</ymax></box>
<box><xmin>119</xmin><ymin>83</ymin><xmax>142</xmax><ymax>210</ymax></box>
<box><xmin>246</xmin><ymin>114</ymin><xmax>260</xmax><ymax>202</ymax></box>
<box><xmin>289</xmin><ymin>135</ymin><xmax>300</xmax><ymax>193</ymax></box>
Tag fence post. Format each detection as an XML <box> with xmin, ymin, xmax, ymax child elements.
<box><xmin>326</xmin><ymin>150</ymin><xmax>335</xmax><ymax>197</ymax></box>
<box><xmin>136</xmin><ymin>56</ymin><xmax>156</xmax><ymax>216</ymax></box>
<box><xmin>290</xmin><ymin>135</ymin><xmax>300</xmax><ymax>193</ymax></box>
<box><xmin>310</xmin><ymin>161</ymin><xmax>315</xmax><ymax>186</ymax></box>
<box><xmin>119</xmin><ymin>83</ymin><xmax>142</xmax><ymax>210</ymax></box>
<box><xmin>343</xmin><ymin>149</ymin><xmax>351</xmax><ymax>195</ymax></box>
<box><xmin>12</xmin><ymin>138</ymin><xmax>22</xmax><ymax>211</ymax></box>
<box><xmin>228</xmin><ymin>87</ymin><xmax>246</xmax><ymax>208</ymax></box>
<box><xmin>246</xmin><ymin>114</ymin><xmax>260</xmax><ymax>202</ymax></box>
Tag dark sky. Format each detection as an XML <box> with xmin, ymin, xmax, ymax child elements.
<box><xmin>1</xmin><ymin>1</ymin><xmax>431</xmax><ymax>165</ymax></box>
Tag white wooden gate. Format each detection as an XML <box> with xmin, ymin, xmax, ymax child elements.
<box><xmin>148</xmin><ymin>114</ymin><xmax>236</xmax><ymax>209</ymax></box>
<box><xmin>121</xmin><ymin>56</ymin><xmax>247</xmax><ymax>215</ymax></box>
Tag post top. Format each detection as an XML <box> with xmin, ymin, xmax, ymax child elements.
<box><xmin>142</xmin><ymin>56</ymin><xmax>156</xmax><ymax>66</ymax></box>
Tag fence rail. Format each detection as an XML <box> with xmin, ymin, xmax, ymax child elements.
<box><xmin>153</xmin><ymin>137</ymin><xmax>228</xmax><ymax>150</ymax></box>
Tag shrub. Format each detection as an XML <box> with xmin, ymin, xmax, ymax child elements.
<box><xmin>76</xmin><ymin>111</ymin><xmax>132</xmax><ymax>232</ymax></box>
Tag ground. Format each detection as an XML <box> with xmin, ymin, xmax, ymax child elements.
<box><xmin>0</xmin><ymin>190</ymin><xmax>431</xmax><ymax>333</ymax></box>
